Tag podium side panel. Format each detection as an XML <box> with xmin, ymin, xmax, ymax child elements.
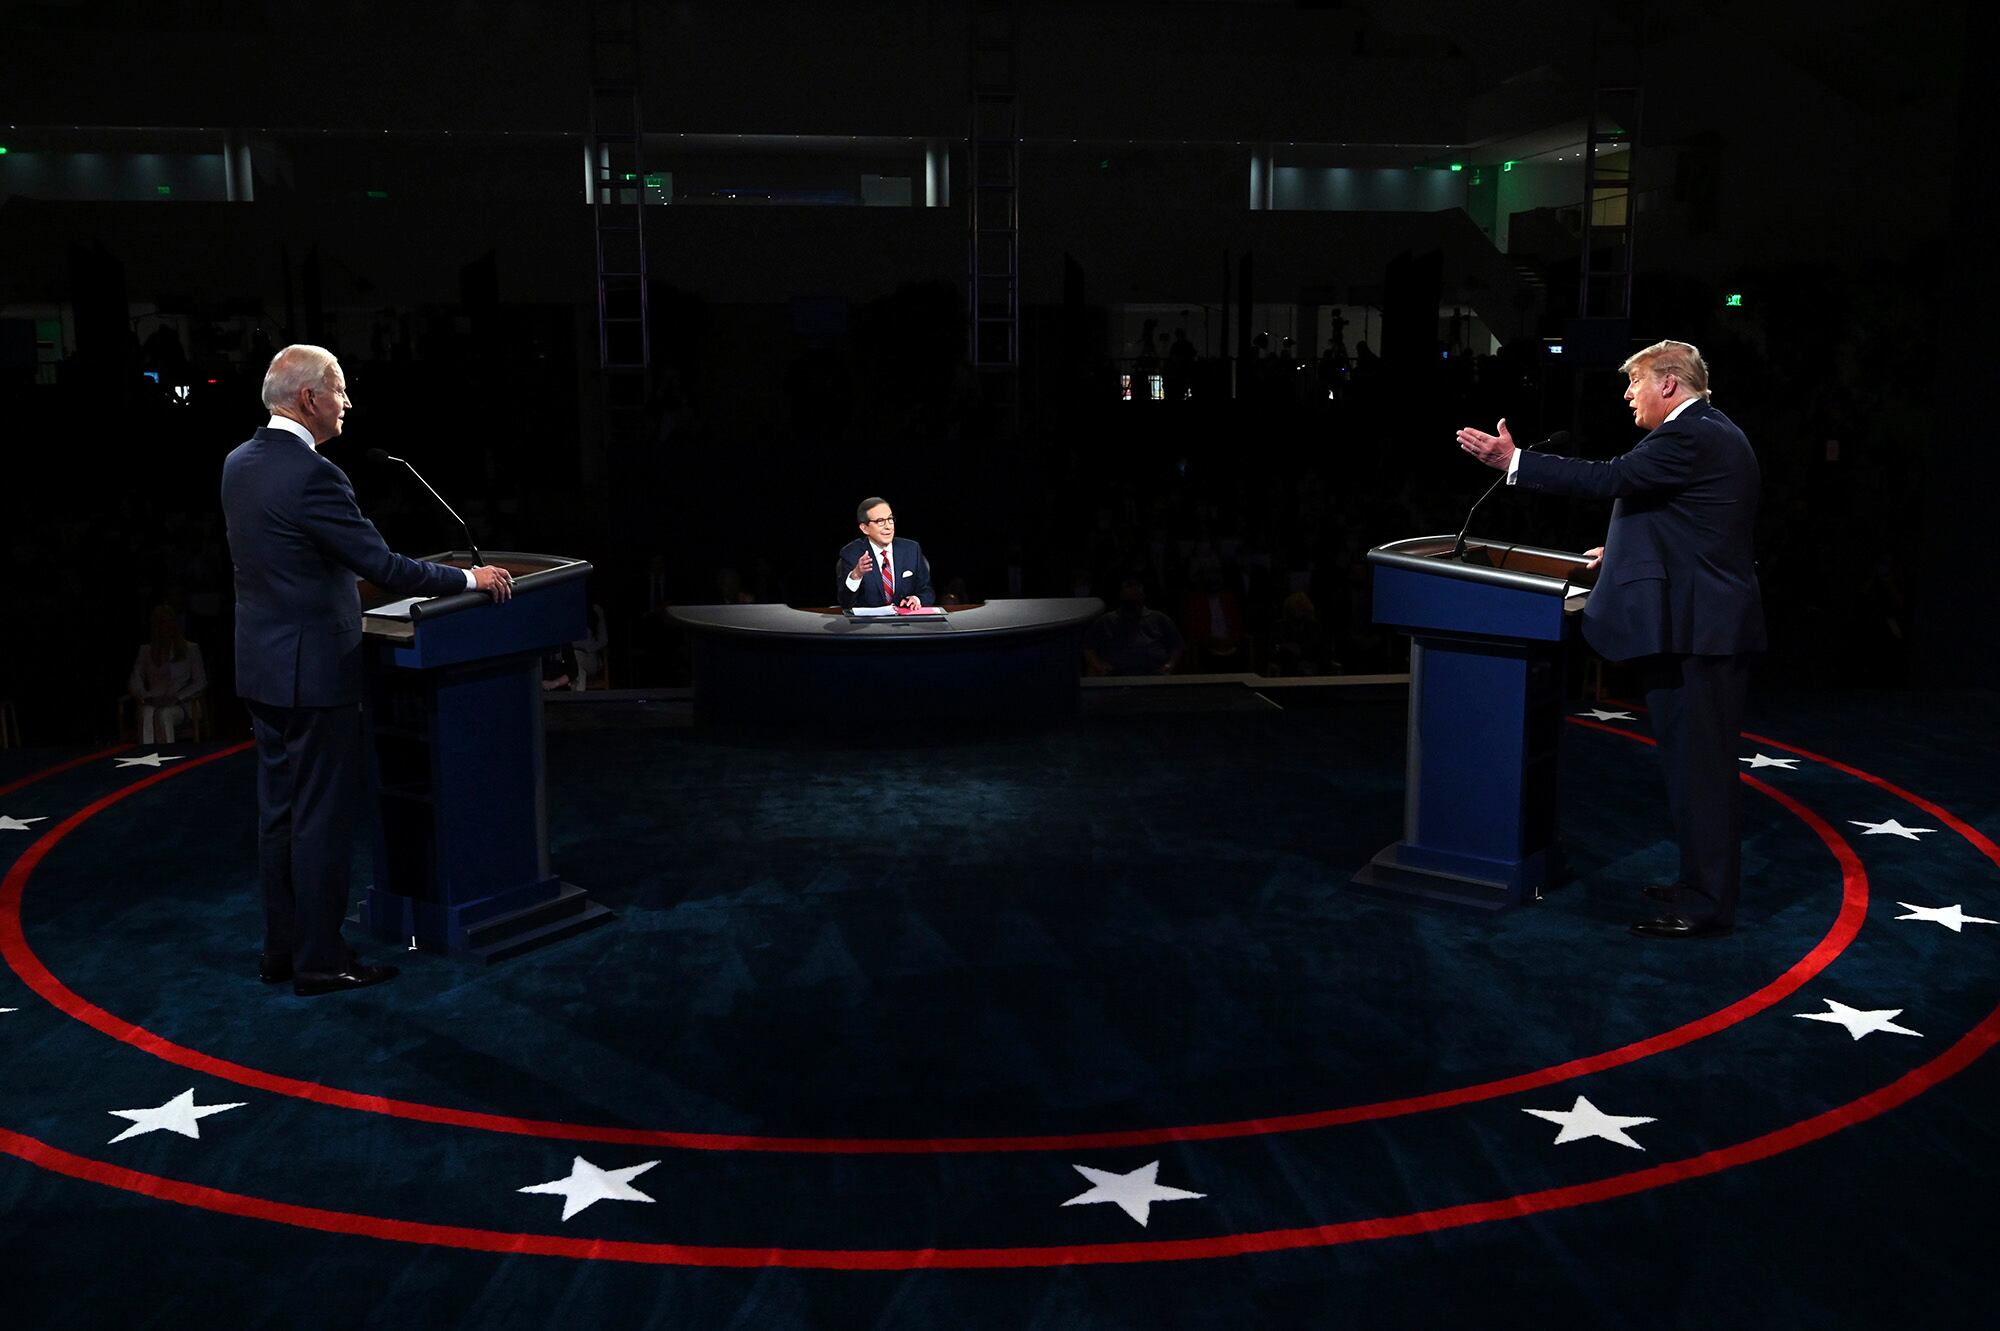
<box><xmin>387</xmin><ymin>580</ymin><xmax>588</xmax><ymax>670</ymax></box>
<box><xmin>429</xmin><ymin>660</ymin><xmax>550</xmax><ymax>912</ymax></box>
<box><xmin>1373</xmin><ymin>565</ymin><xmax>1567</xmax><ymax>642</ymax></box>
<box><xmin>1408</xmin><ymin>638</ymin><xmax>1531</xmax><ymax>863</ymax></box>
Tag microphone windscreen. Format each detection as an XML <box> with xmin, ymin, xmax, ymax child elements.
<box><xmin>365</xmin><ymin>448</ymin><xmax>392</xmax><ymax>465</ymax></box>
<box><xmin>1541</xmin><ymin>431</ymin><xmax>1573</xmax><ymax>452</ymax></box>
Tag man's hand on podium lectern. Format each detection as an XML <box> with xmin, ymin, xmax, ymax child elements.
<box><xmin>1584</xmin><ymin>546</ymin><xmax>1604</xmax><ymax>570</ymax></box>
<box><xmin>473</xmin><ymin>564</ymin><xmax>515</xmax><ymax>603</ymax></box>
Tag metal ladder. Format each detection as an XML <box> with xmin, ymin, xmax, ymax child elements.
<box><xmin>967</xmin><ymin>0</ymin><xmax>1020</xmax><ymax>416</ymax></box>
<box><xmin>587</xmin><ymin>1</ymin><xmax>651</xmax><ymax>433</ymax></box>
<box><xmin>1578</xmin><ymin>83</ymin><xmax>1642</xmax><ymax>321</ymax></box>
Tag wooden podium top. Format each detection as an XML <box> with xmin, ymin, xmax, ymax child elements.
<box><xmin>1368</xmin><ymin>535</ymin><xmax>1597</xmax><ymax>596</ymax></box>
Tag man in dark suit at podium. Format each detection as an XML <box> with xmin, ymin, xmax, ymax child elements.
<box><xmin>222</xmin><ymin>345</ymin><xmax>515</xmax><ymax>995</ymax></box>
<box><xmin>836</xmin><ymin>496</ymin><xmax>934</xmax><ymax>610</ymax></box>
<box><xmin>1456</xmin><ymin>340</ymin><xmax>1764</xmax><ymax>940</ymax></box>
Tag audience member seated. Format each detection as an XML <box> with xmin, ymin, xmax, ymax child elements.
<box><xmin>126</xmin><ymin>604</ymin><xmax>207</xmax><ymax>743</ymax></box>
<box><xmin>1085</xmin><ymin>579</ymin><xmax>1185</xmax><ymax>676</ymax></box>
<box><xmin>1269</xmin><ymin>592</ymin><xmax>1333</xmax><ymax>676</ymax></box>
<box><xmin>573</xmin><ymin>602</ymin><xmax>609</xmax><ymax>690</ymax></box>
<box><xmin>1181</xmin><ymin>567</ymin><xmax>1249</xmax><ymax>672</ymax></box>
<box><xmin>541</xmin><ymin>642</ymin><xmax>577</xmax><ymax>692</ymax></box>
<box><xmin>714</xmin><ymin>567</ymin><xmax>756</xmax><ymax>605</ymax></box>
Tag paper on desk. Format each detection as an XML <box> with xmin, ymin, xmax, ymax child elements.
<box><xmin>365</xmin><ymin>596</ymin><xmax>428</xmax><ymax>620</ymax></box>
<box><xmin>849</xmin><ymin>605</ymin><xmax>901</xmax><ymax>617</ymax></box>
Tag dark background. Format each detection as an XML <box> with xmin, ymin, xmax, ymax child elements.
<box><xmin>1</xmin><ymin>0</ymin><xmax>1987</xmax><ymax>742</ymax></box>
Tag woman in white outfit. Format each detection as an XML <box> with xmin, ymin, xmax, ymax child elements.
<box><xmin>128</xmin><ymin>605</ymin><xmax>207</xmax><ymax>743</ymax></box>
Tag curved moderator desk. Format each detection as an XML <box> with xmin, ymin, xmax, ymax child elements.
<box><xmin>668</xmin><ymin>598</ymin><xmax>1103</xmax><ymax>726</ymax></box>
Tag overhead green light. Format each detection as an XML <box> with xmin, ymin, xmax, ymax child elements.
<box><xmin>366</xmin><ymin>189</ymin><xmax>388</xmax><ymax>199</ymax></box>
<box><xmin>643</xmin><ymin>172</ymin><xmax>665</xmax><ymax>188</ymax></box>
<box><xmin>155</xmin><ymin>184</ymin><xmax>172</xmax><ymax>195</ymax></box>
<box><xmin>1503</xmin><ymin>160</ymin><xmax>1516</xmax><ymax>172</ymax></box>
<box><xmin>0</xmin><ymin>146</ymin><xmax>9</xmax><ymax>155</ymax></box>
<box><xmin>1725</xmin><ymin>293</ymin><xmax>1744</xmax><ymax>307</ymax></box>
<box><xmin>1449</xmin><ymin>162</ymin><xmax>1463</xmax><ymax>172</ymax></box>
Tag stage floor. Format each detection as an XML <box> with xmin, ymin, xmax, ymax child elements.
<box><xmin>2</xmin><ymin>688</ymin><xmax>1996</xmax><ymax>1327</ymax></box>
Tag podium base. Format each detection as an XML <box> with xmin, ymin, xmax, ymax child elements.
<box><xmin>361</xmin><ymin>879</ymin><xmax>614</xmax><ymax>963</ymax></box>
<box><xmin>1349</xmin><ymin>842</ymin><xmax>1559</xmax><ymax>911</ymax></box>
<box><xmin>460</xmin><ymin>882</ymin><xmax>613</xmax><ymax>964</ymax></box>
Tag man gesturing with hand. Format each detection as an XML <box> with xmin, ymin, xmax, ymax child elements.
<box><xmin>1456</xmin><ymin>340</ymin><xmax>1765</xmax><ymax>940</ymax></box>
<box><xmin>836</xmin><ymin>496</ymin><xmax>934</xmax><ymax>611</ymax></box>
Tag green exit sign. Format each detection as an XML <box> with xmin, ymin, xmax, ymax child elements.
<box><xmin>1724</xmin><ymin>293</ymin><xmax>1743</xmax><ymax>307</ymax></box>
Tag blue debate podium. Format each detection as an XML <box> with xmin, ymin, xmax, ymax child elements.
<box><xmin>1353</xmin><ymin>535</ymin><xmax>1596</xmax><ymax>910</ymax></box>
<box><xmin>358</xmin><ymin>551</ymin><xmax>610</xmax><ymax>961</ymax></box>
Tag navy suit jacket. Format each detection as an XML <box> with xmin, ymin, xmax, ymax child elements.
<box><xmin>221</xmin><ymin>428</ymin><xmax>470</xmax><ymax>707</ymax></box>
<box><xmin>835</xmin><ymin>537</ymin><xmax>934</xmax><ymax>608</ymax></box>
<box><xmin>1514</xmin><ymin>398</ymin><xmax>1766</xmax><ymax>662</ymax></box>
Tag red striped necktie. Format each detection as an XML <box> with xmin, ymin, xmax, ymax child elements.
<box><xmin>879</xmin><ymin>546</ymin><xmax>895</xmax><ymax>601</ymax></box>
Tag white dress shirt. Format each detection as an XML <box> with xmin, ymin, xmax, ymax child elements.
<box><xmin>844</xmin><ymin>541</ymin><xmax>895</xmax><ymax>595</ymax></box>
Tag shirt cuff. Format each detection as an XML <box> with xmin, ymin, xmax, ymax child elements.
<box><xmin>1505</xmin><ymin>448</ymin><xmax>1522</xmax><ymax>484</ymax></box>
<box><xmin>464</xmin><ymin>569</ymin><xmax>479</xmax><ymax>590</ymax></box>
<box><xmin>845</xmin><ymin>574</ymin><xmax>862</xmax><ymax>592</ymax></box>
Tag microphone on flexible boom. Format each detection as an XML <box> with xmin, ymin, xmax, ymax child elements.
<box><xmin>365</xmin><ymin>448</ymin><xmax>485</xmax><ymax>568</ymax></box>
<box><xmin>1451</xmin><ymin>431</ymin><xmax>1571</xmax><ymax>562</ymax></box>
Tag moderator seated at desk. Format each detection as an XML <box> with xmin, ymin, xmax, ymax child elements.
<box><xmin>667</xmin><ymin>599</ymin><xmax>1103</xmax><ymax>727</ymax></box>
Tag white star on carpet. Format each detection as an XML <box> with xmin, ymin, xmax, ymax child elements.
<box><xmin>518</xmin><ymin>1156</ymin><xmax>660</xmax><ymax>1221</ymax></box>
<box><xmin>107</xmin><ymin>1088</ymin><xmax>246</xmax><ymax>1144</ymax></box>
<box><xmin>1794</xmin><ymin>998</ymin><xmax>1922</xmax><ymax>1041</ymax></box>
<box><xmin>1739</xmin><ymin>753</ymin><xmax>1801</xmax><ymax>770</ymax></box>
<box><xmin>1061</xmin><ymin>1161</ymin><xmax>1205</xmax><ymax>1226</ymax></box>
<box><xmin>1849</xmin><ymin>818</ymin><xmax>1937</xmax><ymax>840</ymax></box>
<box><xmin>1578</xmin><ymin>709</ymin><xmax>1637</xmax><ymax>721</ymax></box>
<box><xmin>1894</xmin><ymin>903</ymin><xmax>1997</xmax><ymax>933</ymax></box>
<box><xmin>113</xmin><ymin>753</ymin><xmax>185</xmax><ymax>769</ymax></box>
<box><xmin>0</xmin><ymin>814</ymin><xmax>49</xmax><ymax>831</ymax></box>
<box><xmin>1522</xmin><ymin>1095</ymin><xmax>1657</xmax><ymax>1150</ymax></box>
<box><xmin>0</xmin><ymin>1007</ymin><xmax>16</xmax><ymax>1015</ymax></box>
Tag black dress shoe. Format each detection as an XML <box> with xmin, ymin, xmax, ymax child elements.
<box><xmin>293</xmin><ymin>962</ymin><xmax>399</xmax><ymax>997</ymax></box>
<box><xmin>1630</xmin><ymin>913</ymin><xmax>1733</xmax><ymax>940</ymax></box>
<box><xmin>258</xmin><ymin>954</ymin><xmax>293</xmax><ymax>984</ymax></box>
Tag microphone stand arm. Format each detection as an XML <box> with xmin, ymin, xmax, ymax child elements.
<box><xmin>383</xmin><ymin>453</ymin><xmax>485</xmax><ymax>567</ymax></box>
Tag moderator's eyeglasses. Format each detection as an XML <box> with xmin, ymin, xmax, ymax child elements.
<box><xmin>865</xmin><ymin>516</ymin><xmax>896</xmax><ymax>525</ymax></box>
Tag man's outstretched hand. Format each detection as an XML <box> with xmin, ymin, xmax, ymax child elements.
<box><xmin>1456</xmin><ymin>417</ymin><xmax>1517</xmax><ymax>470</ymax></box>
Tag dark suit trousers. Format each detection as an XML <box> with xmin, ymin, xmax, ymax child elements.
<box><xmin>1639</xmin><ymin>654</ymin><xmax>1750</xmax><ymax>926</ymax></box>
<box><xmin>245</xmin><ymin>699</ymin><xmax>365</xmax><ymax>973</ymax></box>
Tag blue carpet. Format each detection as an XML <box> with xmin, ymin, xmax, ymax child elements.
<box><xmin>1</xmin><ymin>690</ymin><xmax>1996</xmax><ymax>1327</ymax></box>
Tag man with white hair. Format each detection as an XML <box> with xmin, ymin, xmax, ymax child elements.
<box><xmin>1456</xmin><ymin>340</ymin><xmax>1764</xmax><ymax>940</ymax></box>
<box><xmin>221</xmin><ymin>345</ymin><xmax>514</xmax><ymax>996</ymax></box>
